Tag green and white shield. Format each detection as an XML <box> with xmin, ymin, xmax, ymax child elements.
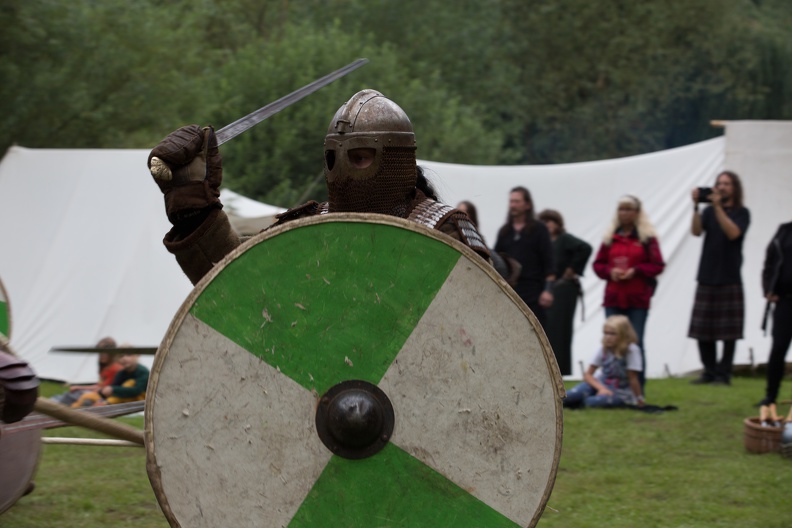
<box><xmin>0</xmin><ymin>277</ymin><xmax>10</xmax><ymax>340</ymax></box>
<box><xmin>146</xmin><ymin>214</ymin><xmax>564</xmax><ymax>528</ymax></box>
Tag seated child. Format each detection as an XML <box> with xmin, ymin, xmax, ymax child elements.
<box><xmin>51</xmin><ymin>352</ymin><xmax>121</xmax><ymax>405</ymax></box>
<box><xmin>51</xmin><ymin>339</ymin><xmax>121</xmax><ymax>406</ymax></box>
<box><xmin>563</xmin><ymin>315</ymin><xmax>645</xmax><ymax>409</ymax></box>
<box><xmin>71</xmin><ymin>352</ymin><xmax>148</xmax><ymax>408</ymax></box>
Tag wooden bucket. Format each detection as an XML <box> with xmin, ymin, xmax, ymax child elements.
<box><xmin>743</xmin><ymin>417</ymin><xmax>782</xmax><ymax>454</ymax></box>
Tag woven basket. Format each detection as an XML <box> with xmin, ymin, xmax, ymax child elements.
<box><xmin>743</xmin><ymin>417</ymin><xmax>783</xmax><ymax>454</ymax></box>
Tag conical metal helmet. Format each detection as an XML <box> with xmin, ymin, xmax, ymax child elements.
<box><xmin>324</xmin><ymin>90</ymin><xmax>417</xmax><ymax>216</ymax></box>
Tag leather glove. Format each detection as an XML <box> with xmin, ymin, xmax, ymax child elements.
<box><xmin>148</xmin><ymin>125</ymin><xmax>223</xmax><ymax>225</ymax></box>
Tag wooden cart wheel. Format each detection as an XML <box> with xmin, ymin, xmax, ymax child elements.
<box><xmin>0</xmin><ymin>275</ymin><xmax>39</xmax><ymax>515</ymax></box>
<box><xmin>146</xmin><ymin>214</ymin><xmax>564</xmax><ymax>527</ymax></box>
<box><xmin>0</xmin><ymin>428</ymin><xmax>40</xmax><ymax>514</ymax></box>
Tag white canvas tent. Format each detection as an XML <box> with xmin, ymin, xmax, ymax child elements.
<box><xmin>222</xmin><ymin>188</ymin><xmax>285</xmax><ymax>235</ymax></box>
<box><xmin>0</xmin><ymin>147</ymin><xmax>282</xmax><ymax>382</ymax></box>
<box><xmin>0</xmin><ymin>120</ymin><xmax>788</xmax><ymax>382</ymax></box>
<box><xmin>427</xmin><ymin>120</ymin><xmax>792</xmax><ymax>379</ymax></box>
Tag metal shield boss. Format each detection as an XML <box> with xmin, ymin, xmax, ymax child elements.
<box><xmin>146</xmin><ymin>214</ymin><xmax>564</xmax><ymax>528</ymax></box>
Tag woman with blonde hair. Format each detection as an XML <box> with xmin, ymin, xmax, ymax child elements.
<box><xmin>592</xmin><ymin>195</ymin><xmax>664</xmax><ymax>390</ymax></box>
<box><xmin>563</xmin><ymin>315</ymin><xmax>645</xmax><ymax>409</ymax></box>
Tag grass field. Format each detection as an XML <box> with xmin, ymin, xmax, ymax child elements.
<box><xmin>3</xmin><ymin>376</ymin><xmax>790</xmax><ymax>527</ymax></box>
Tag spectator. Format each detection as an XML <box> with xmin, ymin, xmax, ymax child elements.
<box><xmin>592</xmin><ymin>195</ymin><xmax>664</xmax><ymax>389</ymax></box>
<box><xmin>563</xmin><ymin>315</ymin><xmax>644</xmax><ymax>409</ymax></box>
<box><xmin>50</xmin><ymin>336</ymin><xmax>120</xmax><ymax>406</ymax></box>
<box><xmin>456</xmin><ymin>201</ymin><xmax>480</xmax><ymax>228</ymax></box>
<box><xmin>494</xmin><ymin>187</ymin><xmax>555</xmax><ymax>326</ymax></box>
<box><xmin>71</xmin><ymin>349</ymin><xmax>148</xmax><ymax>407</ymax></box>
<box><xmin>538</xmin><ymin>209</ymin><xmax>592</xmax><ymax>376</ymax></box>
<box><xmin>757</xmin><ymin>219</ymin><xmax>792</xmax><ymax>406</ymax></box>
<box><xmin>458</xmin><ymin>199</ymin><xmax>522</xmax><ymax>287</ymax></box>
<box><xmin>689</xmin><ymin>171</ymin><xmax>750</xmax><ymax>385</ymax></box>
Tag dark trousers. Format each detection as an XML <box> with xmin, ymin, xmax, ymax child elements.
<box><xmin>545</xmin><ymin>280</ymin><xmax>579</xmax><ymax>376</ymax></box>
<box><xmin>697</xmin><ymin>339</ymin><xmax>736</xmax><ymax>382</ymax></box>
<box><xmin>764</xmin><ymin>297</ymin><xmax>792</xmax><ymax>402</ymax></box>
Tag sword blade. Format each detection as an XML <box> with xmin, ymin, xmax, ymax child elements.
<box><xmin>50</xmin><ymin>346</ymin><xmax>159</xmax><ymax>355</ymax></box>
<box><xmin>216</xmin><ymin>58</ymin><xmax>368</xmax><ymax>146</ymax></box>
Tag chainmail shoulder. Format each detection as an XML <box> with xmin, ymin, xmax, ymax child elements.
<box><xmin>452</xmin><ymin>214</ymin><xmax>490</xmax><ymax>258</ymax></box>
<box><xmin>408</xmin><ymin>199</ymin><xmax>491</xmax><ymax>260</ymax></box>
<box><xmin>407</xmin><ymin>198</ymin><xmax>454</xmax><ymax>229</ymax></box>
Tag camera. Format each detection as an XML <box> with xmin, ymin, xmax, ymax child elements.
<box><xmin>697</xmin><ymin>187</ymin><xmax>713</xmax><ymax>203</ymax></box>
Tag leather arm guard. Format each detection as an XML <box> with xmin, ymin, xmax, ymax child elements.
<box><xmin>164</xmin><ymin>208</ymin><xmax>241</xmax><ymax>286</ymax></box>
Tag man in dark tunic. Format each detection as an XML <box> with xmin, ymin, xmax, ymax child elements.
<box><xmin>494</xmin><ymin>187</ymin><xmax>555</xmax><ymax>327</ymax></box>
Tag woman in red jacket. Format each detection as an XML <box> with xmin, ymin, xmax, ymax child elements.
<box><xmin>593</xmin><ymin>195</ymin><xmax>665</xmax><ymax>390</ymax></box>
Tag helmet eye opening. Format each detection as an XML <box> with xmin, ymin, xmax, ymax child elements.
<box><xmin>348</xmin><ymin>148</ymin><xmax>376</xmax><ymax>170</ymax></box>
<box><xmin>325</xmin><ymin>150</ymin><xmax>336</xmax><ymax>171</ymax></box>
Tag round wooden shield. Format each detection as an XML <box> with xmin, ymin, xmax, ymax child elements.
<box><xmin>0</xmin><ymin>276</ymin><xmax>11</xmax><ymax>341</ymax></box>
<box><xmin>146</xmin><ymin>214</ymin><xmax>564</xmax><ymax>528</ymax></box>
<box><xmin>0</xmin><ymin>427</ymin><xmax>40</xmax><ymax>514</ymax></box>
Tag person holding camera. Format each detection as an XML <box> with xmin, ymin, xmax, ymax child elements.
<box><xmin>688</xmin><ymin>171</ymin><xmax>750</xmax><ymax>385</ymax></box>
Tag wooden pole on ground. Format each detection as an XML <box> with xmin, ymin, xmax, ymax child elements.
<box><xmin>41</xmin><ymin>437</ymin><xmax>142</xmax><ymax>447</ymax></box>
<box><xmin>33</xmin><ymin>398</ymin><xmax>144</xmax><ymax>446</ymax></box>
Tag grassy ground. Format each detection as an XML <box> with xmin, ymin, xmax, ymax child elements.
<box><xmin>3</xmin><ymin>377</ymin><xmax>790</xmax><ymax>527</ymax></box>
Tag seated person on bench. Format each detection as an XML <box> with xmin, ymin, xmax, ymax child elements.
<box><xmin>71</xmin><ymin>351</ymin><xmax>148</xmax><ymax>408</ymax></box>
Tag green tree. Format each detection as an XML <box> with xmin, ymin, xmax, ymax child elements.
<box><xmin>208</xmin><ymin>20</ymin><xmax>504</xmax><ymax>206</ymax></box>
<box><xmin>3</xmin><ymin>0</ymin><xmax>792</xmax><ymax>179</ymax></box>
<box><xmin>0</xmin><ymin>0</ymin><xmax>213</xmax><ymax>151</ymax></box>
<box><xmin>500</xmin><ymin>0</ymin><xmax>792</xmax><ymax>163</ymax></box>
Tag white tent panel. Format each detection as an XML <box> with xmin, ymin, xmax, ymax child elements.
<box><xmin>426</xmin><ymin>121</ymin><xmax>792</xmax><ymax>379</ymax></box>
<box><xmin>423</xmin><ymin>137</ymin><xmax>725</xmax><ymax>379</ymax></box>
<box><xmin>220</xmin><ymin>188</ymin><xmax>285</xmax><ymax>218</ymax></box>
<box><xmin>0</xmin><ymin>147</ymin><xmax>278</xmax><ymax>382</ymax></box>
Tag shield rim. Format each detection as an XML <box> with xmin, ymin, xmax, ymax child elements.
<box><xmin>145</xmin><ymin>212</ymin><xmax>564</xmax><ymax>528</ymax></box>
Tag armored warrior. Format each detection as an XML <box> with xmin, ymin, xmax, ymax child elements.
<box><xmin>149</xmin><ymin>89</ymin><xmax>514</xmax><ymax>284</ymax></box>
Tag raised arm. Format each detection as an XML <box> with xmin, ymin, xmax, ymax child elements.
<box><xmin>148</xmin><ymin>125</ymin><xmax>241</xmax><ymax>284</ymax></box>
